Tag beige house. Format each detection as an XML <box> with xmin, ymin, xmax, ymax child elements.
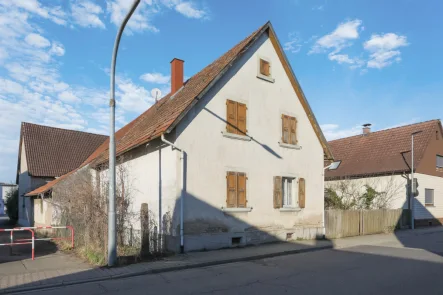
<box><xmin>27</xmin><ymin>22</ymin><xmax>333</xmax><ymax>252</ymax></box>
<box><xmin>326</xmin><ymin>120</ymin><xmax>443</xmax><ymax>227</ymax></box>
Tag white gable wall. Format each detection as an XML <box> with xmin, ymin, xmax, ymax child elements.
<box><xmin>174</xmin><ymin>32</ymin><xmax>325</xmax><ymax>251</ymax></box>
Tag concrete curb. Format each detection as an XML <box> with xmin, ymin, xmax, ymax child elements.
<box><xmin>2</xmin><ymin>245</ymin><xmax>332</xmax><ymax>294</ymax></box>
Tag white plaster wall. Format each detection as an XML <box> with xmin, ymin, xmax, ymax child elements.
<box><xmin>414</xmin><ymin>173</ymin><xmax>443</xmax><ymax>220</ymax></box>
<box><xmin>174</xmin><ymin>32</ymin><xmax>325</xmax><ymax>249</ymax></box>
<box><xmin>326</xmin><ymin>175</ymin><xmax>409</xmax><ymax>209</ymax></box>
<box><xmin>99</xmin><ymin>140</ymin><xmax>178</xmax><ymax>234</ymax></box>
<box><xmin>33</xmin><ymin>198</ymin><xmax>53</xmax><ymax>226</ymax></box>
<box><xmin>0</xmin><ymin>185</ymin><xmax>16</xmax><ymax>214</ymax></box>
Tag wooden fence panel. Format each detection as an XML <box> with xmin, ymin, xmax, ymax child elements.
<box><xmin>325</xmin><ymin>210</ymin><xmax>360</xmax><ymax>239</ymax></box>
<box><xmin>325</xmin><ymin>209</ymin><xmax>410</xmax><ymax>239</ymax></box>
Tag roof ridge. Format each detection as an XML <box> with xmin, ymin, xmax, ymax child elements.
<box><xmin>22</xmin><ymin>122</ymin><xmax>108</xmax><ymax>138</ymax></box>
<box><xmin>329</xmin><ymin>119</ymin><xmax>440</xmax><ymax>143</ymax></box>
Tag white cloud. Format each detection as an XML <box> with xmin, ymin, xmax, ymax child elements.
<box><xmin>116</xmin><ymin>76</ymin><xmax>155</xmax><ymax>112</ymax></box>
<box><xmin>364</xmin><ymin>33</ymin><xmax>408</xmax><ymax>69</ymax></box>
<box><xmin>140</xmin><ymin>72</ymin><xmax>170</xmax><ymax>84</ymax></box>
<box><xmin>175</xmin><ymin>2</ymin><xmax>207</xmax><ymax>19</ymax></box>
<box><xmin>58</xmin><ymin>90</ymin><xmax>81</xmax><ymax>103</ymax></box>
<box><xmin>72</xmin><ymin>1</ymin><xmax>105</xmax><ymax>29</ymax></box>
<box><xmin>321</xmin><ymin>124</ymin><xmax>362</xmax><ymax>140</ymax></box>
<box><xmin>106</xmin><ymin>0</ymin><xmax>159</xmax><ymax>34</ymax></box>
<box><xmin>2</xmin><ymin>0</ymin><xmax>67</xmax><ymax>25</ymax></box>
<box><xmin>49</xmin><ymin>42</ymin><xmax>65</xmax><ymax>56</ymax></box>
<box><xmin>312</xmin><ymin>5</ymin><xmax>324</xmax><ymax>10</ymax></box>
<box><xmin>283</xmin><ymin>32</ymin><xmax>302</xmax><ymax>54</ymax></box>
<box><xmin>310</xmin><ymin>19</ymin><xmax>362</xmax><ymax>55</ymax></box>
<box><xmin>24</xmin><ymin>33</ymin><xmax>50</xmax><ymax>48</ymax></box>
<box><xmin>0</xmin><ymin>78</ymin><xmax>24</xmax><ymax>95</ymax></box>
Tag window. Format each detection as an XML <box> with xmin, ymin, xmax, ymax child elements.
<box><xmin>226</xmin><ymin>172</ymin><xmax>247</xmax><ymax>208</ymax></box>
<box><xmin>437</xmin><ymin>155</ymin><xmax>443</xmax><ymax>168</ymax></box>
<box><xmin>274</xmin><ymin>176</ymin><xmax>305</xmax><ymax>209</ymax></box>
<box><xmin>425</xmin><ymin>189</ymin><xmax>434</xmax><ymax>206</ymax></box>
<box><xmin>226</xmin><ymin>100</ymin><xmax>247</xmax><ymax>135</ymax></box>
<box><xmin>281</xmin><ymin>115</ymin><xmax>297</xmax><ymax>145</ymax></box>
<box><xmin>259</xmin><ymin>58</ymin><xmax>271</xmax><ymax>77</ymax></box>
<box><xmin>282</xmin><ymin>177</ymin><xmax>295</xmax><ymax>207</ymax></box>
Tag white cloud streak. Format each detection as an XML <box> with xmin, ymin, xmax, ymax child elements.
<box><xmin>364</xmin><ymin>33</ymin><xmax>408</xmax><ymax>69</ymax></box>
<box><xmin>72</xmin><ymin>1</ymin><xmax>106</xmax><ymax>29</ymax></box>
<box><xmin>140</xmin><ymin>72</ymin><xmax>170</xmax><ymax>84</ymax></box>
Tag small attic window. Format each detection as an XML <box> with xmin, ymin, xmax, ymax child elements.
<box><xmin>260</xmin><ymin>59</ymin><xmax>270</xmax><ymax>76</ymax></box>
<box><xmin>257</xmin><ymin>57</ymin><xmax>275</xmax><ymax>83</ymax></box>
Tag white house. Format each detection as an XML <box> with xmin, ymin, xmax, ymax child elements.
<box><xmin>26</xmin><ymin>22</ymin><xmax>333</xmax><ymax>252</ymax></box>
<box><xmin>326</xmin><ymin>120</ymin><xmax>443</xmax><ymax>227</ymax></box>
<box><xmin>0</xmin><ymin>183</ymin><xmax>17</xmax><ymax>215</ymax></box>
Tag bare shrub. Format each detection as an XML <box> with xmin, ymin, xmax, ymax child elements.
<box><xmin>325</xmin><ymin>175</ymin><xmax>404</xmax><ymax>210</ymax></box>
<box><xmin>51</xmin><ymin>158</ymin><xmax>138</xmax><ymax>264</ymax></box>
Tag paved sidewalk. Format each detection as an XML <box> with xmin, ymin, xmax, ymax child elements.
<box><xmin>1</xmin><ymin>227</ymin><xmax>443</xmax><ymax>294</ymax></box>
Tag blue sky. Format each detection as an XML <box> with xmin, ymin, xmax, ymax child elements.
<box><xmin>0</xmin><ymin>0</ymin><xmax>442</xmax><ymax>182</ymax></box>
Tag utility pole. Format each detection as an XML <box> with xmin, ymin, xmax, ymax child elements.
<box><xmin>410</xmin><ymin>130</ymin><xmax>422</xmax><ymax>230</ymax></box>
<box><xmin>108</xmin><ymin>0</ymin><xmax>140</xmax><ymax>267</ymax></box>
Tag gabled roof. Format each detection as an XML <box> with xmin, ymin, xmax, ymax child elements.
<box><xmin>325</xmin><ymin>120</ymin><xmax>441</xmax><ymax>180</ymax></box>
<box><xmin>18</xmin><ymin>122</ymin><xmax>107</xmax><ymax>178</ymax></box>
<box><xmin>26</xmin><ymin>21</ymin><xmax>332</xmax><ymax>196</ymax></box>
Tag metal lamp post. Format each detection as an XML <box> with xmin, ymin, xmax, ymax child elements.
<box><xmin>410</xmin><ymin>130</ymin><xmax>422</xmax><ymax>230</ymax></box>
<box><xmin>108</xmin><ymin>0</ymin><xmax>140</xmax><ymax>267</ymax></box>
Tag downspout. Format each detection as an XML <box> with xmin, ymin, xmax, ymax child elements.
<box><xmin>161</xmin><ymin>134</ymin><xmax>185</xmax><ymax>253</ymax></box>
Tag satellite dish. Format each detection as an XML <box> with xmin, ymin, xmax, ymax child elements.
<box><xmin>151</xmin><ymin>88</ymin><xmax>162</xmax><ymax>103</ymax></box>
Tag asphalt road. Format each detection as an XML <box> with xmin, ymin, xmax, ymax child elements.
<box><xmin>23</xmin><ymin>231</ymin><xmax>443</xmax><ymax>295</ymax></box>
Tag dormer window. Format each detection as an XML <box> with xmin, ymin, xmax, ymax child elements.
<box><xmin>257</xmin><ymin>56</ymin><xmax>274</xmax><ymax>83</ymax></box>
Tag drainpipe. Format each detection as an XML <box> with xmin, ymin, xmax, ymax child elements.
<box><xmin>161</xmin><ymin>134</ymin><xmax>185</xmax><ymax>253</ymax></box>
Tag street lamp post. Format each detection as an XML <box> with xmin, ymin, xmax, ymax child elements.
<box><xmin>108</xmin><ymin>0</ymin><xmax>140</xmax><ymax>267</ymax></box>
<box><xmin>410</xmin><ymin>130</ymin><xmax>422</xmax><ymax>230</ymax></box>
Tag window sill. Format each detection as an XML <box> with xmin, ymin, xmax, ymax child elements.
<box><xmin>222</xmin><ymin>131</ymin><xmax>251</xmax><ymax>141</ymax></box>
<box><xmin>222</xmin><ymin>207</ymin><xmax>253</xmax><ymax>213</ymax></box>
<box><xmin>279</xmin><ymin>207</ymin><xmax>302</xmax><ymax>212</ymax></box>
<box><xmin>279</xmin><ymin>142</ymin><xmax>301</xmax><ymax>150</ymax></box>
<box><xmin>425</xmin><ymin>204</ymin><xmax>435</xmax><ymax>207</ymax></box>
<box><xmin>257</xmin><ymin>74</ymin><xmax>275</xmax><ymax>83</ymax></box>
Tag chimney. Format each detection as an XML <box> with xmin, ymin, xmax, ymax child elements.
<box><xmin>362</xmin><ymin>123</ymin><xmax>372</xmax><ymax>135</ymax></box>
<box><xmin>171</xmin><ymin>58</ymin><xmax>184</xmax><ymax>95</ymax></box>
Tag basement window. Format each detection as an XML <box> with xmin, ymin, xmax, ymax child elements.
<box><xmin>231</xmin><ymin>237</ymin><xmax>242</xmax><ymax>246</ymax></box>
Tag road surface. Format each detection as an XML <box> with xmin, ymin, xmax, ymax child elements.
<box><xmin>23</xmin><ymin>229</ymin><xmax>443</xmax><ymax>295</ymax></box>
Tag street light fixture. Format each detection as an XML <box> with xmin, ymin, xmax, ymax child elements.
<box><xmin>410</xmin><ymin>130</ymin><xmax>422</xmax><ymax>230</ymax></box>
<box><xmin>108</xmin><ymin>0</ymin><xmax>140</xmax><ymax>267</ymax></box>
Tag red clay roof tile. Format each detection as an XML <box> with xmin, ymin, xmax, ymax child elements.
<box><xmin>325</xmin><ymin>120</ymin><xmax>440</xmax><ymax>179</ymax></box>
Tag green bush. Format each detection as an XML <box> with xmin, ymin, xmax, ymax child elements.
<box><xmin>5</xmin><ymin>188</ymin><xmax>18</xmax><ymax>222</ymax></box>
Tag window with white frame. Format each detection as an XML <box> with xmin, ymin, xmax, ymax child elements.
<box><xmin>437</xmin><ymin>155</ymin><xmax>443</xmax><ymax>168</ymax></box>
<box><xmin>425</xmin><ymin>189</ymin><xmax>434</xmax><ymax>206</ymax></box>
<box><xmin>282</xmin><ymin>177</ymin><xmax>296</xmax><ymax>207</ymax></box>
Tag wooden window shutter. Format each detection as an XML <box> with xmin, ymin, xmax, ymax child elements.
<box><xmin>237</xmin><ymin>173</ymin><xmax>247</xmax><ymax>208</ymax></box>
<box><xmin>260</xmin><ymin>59</ymin><xmax>270</xmax><ymax>76</ymax></box>
<box><xmin>282</xmin><ymin>115</ymin><xmax>289</xmax><ymax>144</ymax></box>
<box><xmin>226</xmin><ymin>100</ymin><xmax>238</xmax><ymax>134</ymax></box>
<box><xmin>227</xmin><ymin>172</ymin><xmax>237</xmax><ymax>208</ymax></box>
<box><xmin>290</xmin><ymin>117</ymin><xmax>297</xmax><ymax>145</ymax></box>
<box><xmin>298</xmin><ymin>178</ymin><xmax>306</xmax><ymax>208</ymax></box>
<box><xmin>273</xmin><ymin>176</ymin><xmax>283</xmax><ymax>208</ymax></box>
<box><xmin>237</xmin><ymin>103</ymin><xmax>247</xmax><ymax>135</ymax></box>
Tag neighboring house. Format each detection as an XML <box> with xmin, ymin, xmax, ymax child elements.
<box><xmin>16</xmin><ymin>122</ymin><xmax>107</xmax><ymax>226</ymax></box>
<box><xmin>325</xmin><ymin>120</ymin><xmax>443</xmax><ymax>227</ymax></box>
<box><xmin>26</xmin><ymin>22</ymin><xmax>333</xmax><ymax>252</ymax></box>
<box><xmin>0</xmin><ymin>183</ymin><xmax>17</xmax><ymax>215</ymax></box>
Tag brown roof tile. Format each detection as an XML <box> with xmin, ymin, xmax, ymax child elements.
<box><xmin>325</xmin><ymin>120</ymin><xmax>440</xmax><ymax>179</ymax></box>
<box><xmin>21</xmin><ymin>122</ymin><xmax>107</xmax><ymax>177</ymax></box>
